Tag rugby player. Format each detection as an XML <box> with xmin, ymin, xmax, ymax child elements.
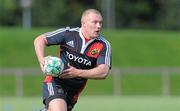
<box><xmin>34</xmin><ymin>9</ymin><xmax>112</xmax><ymax>111</ymax></box>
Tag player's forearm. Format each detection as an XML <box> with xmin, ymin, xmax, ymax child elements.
<box><xmin>34</xmin><ymin>35</ymin><xmax>47</xmax><ymax>63</ymax></box>
<box><xmin>78</xmin><ymin>64</ymin><xmax>109</xmax><ymax>79</ymax></box>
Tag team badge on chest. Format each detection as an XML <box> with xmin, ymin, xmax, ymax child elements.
<box><xmin>91</xmin><ymin>49</ymin><xmax>99</xmax><ymax>55</ymax></box>
<box><xmin>87</xmin><ymin>42</ymin><xmax>104</xmax><ymax>58</ymax></box>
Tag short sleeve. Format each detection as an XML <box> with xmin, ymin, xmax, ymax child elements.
<box><xmin>44</xmin><ymin>27</ymin><xmax>69</xmax><ymax>46</ymax></box>
<box><xmin>97</xmin><ymin>41</ymin><xmax>112</xmax><ymax>69</ymax></box>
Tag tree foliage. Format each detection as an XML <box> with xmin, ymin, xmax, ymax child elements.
<box><xmin>0</xmin><ymin>0</ymin><xmax>179</xmax><ymax>29</ymax></box>
<box><xmin>0</xmin><ymin>0</ymin><xmax>21</xmax><ymax>26</ymax></box>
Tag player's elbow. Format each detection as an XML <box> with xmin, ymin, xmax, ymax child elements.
<box><xmin>96</xmin><ymin>64</ymin><xmax>110</xmax><ymax>79</ymax></box>
<box><xmin>34</xmin><ymin>37</ymin><xmax>38</xmax><ymax>46</ymax></box>
<box><xmin>34</xmin><ymin>36</ymin><xmax>40</xmax><ymax>46</ymax></box>
<box><xmin>102</xmin><ymin>71</ymin><xmax>109</xmax><ymax>79</ymax></box>
<box><xmin>34</xmin><ymin>35</ymin><xmax>47</xmax><ymax>46</ymax></box>
<box><xmin>97</xmin><ymin>69</ymin><xmax>109</xmax><ymax>80</ymax></box>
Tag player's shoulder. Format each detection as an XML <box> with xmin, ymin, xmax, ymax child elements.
<box><xmin>96</xmin><ymin>35</ymin><xmax>111</xmax><ymax>46</ymax></box>
<box><xmin>45</xmin><ymin>27</ymin><xmax>80</xmax><ymax>37</ymax></box>
<box><xmin>64</xmin><ymin>27</ymin><xmax>80</xmax><ymax>32</ymax></box>
<box><xmin>53</xmin><ymin>26</ymin><xmax>80</xmax><ymax>32</ymax></box>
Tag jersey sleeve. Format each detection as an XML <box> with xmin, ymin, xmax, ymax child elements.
<box><xmin>97</xmin><ymin>41</ymin><xmax>112</xmax><ymax>69</ymax></box>
<box><xmin>44</xmin><ymin>27</ymin><xmax>69</xmax><ymax>46</ymax></box>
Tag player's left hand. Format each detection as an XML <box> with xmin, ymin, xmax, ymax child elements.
<box><xmin>60</xmin><ymin>63</ymin><xmax>81</xmax><ymax>79</ymax></box>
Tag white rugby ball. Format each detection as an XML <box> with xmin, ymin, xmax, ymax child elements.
<box><xmin>44</xmin><ymin>56</ymin><xmax>64</xmax><ymax>77</ymax></box>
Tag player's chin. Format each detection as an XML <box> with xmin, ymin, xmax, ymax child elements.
<box><xmin>93</xmin><ymin>33</ymin><xmax>99</xmax><ymax>38</ymax></box>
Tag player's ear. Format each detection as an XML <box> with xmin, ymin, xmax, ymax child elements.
<box><xmin>81</xmin><ymin>22</ymin><xmax>85</xmax><ymax>27</ymax></box>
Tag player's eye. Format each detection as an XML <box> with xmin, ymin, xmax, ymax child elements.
<box><xmin>99</xmin><ymin>21</ymin><xmax>102</xmax><ymax>25</ymax></box>
<box><xmin>93</xmin><ymin>21</ymin><xmax>101</xmax><ymax>25</ymax></box>
<box><xmin>92</xmin><ymin>21</ymin><xmax>97</xmax><ymax>24</ymax></box>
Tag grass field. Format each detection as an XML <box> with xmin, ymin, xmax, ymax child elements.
<box><xmin>0</xmin><ymin>74</ymin><xmax>180</xmax><ymax>96</ymax></box>
<box><xmin>0</xmin><ymin>96</ymin><xmax>180</xmax><ymax>111</ymax></box>
<box><xmin>1</xmin><ymin>74</ymin><xmax>180</xmax><ymax>96</ymax></box>
<box><xmin>0</xmin><ymin>27</ymin><xmax>180</xmax><ymax>67</ymax></box>
<box><xmin>1</xmin><ymin>27</ymin><xmax>180</xmax><ymax>110</ymax></box>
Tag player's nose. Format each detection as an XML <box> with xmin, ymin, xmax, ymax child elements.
<box><xmin>96</xmin><ymin>22</ymin><xmax>102</xmax><ymax>29</ymax></box>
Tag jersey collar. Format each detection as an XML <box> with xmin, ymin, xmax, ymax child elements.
<box><xmin>79</xmin><ymin>28</ymin><xmax>96</xmax><ymax>53</ymax></box>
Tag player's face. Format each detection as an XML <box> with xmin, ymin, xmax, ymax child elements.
<box><xmin>83</xmin><ymin>13</ymin><xmax>103</xmax><ymax>38</ymax></box>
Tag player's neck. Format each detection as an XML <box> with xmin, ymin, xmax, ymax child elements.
<box><xmin>84</xmin><ymin>36</ymin><xmax>91</xmax><ymax>43</ymax></box>
<box><xmin>82</xmin><ymin>34</ymin><xmax>91</xmax><ymax>43</ymax></box>
<box><xmin>81</xmin><ymin>29</ymin><xmax>91</xmax><ymax>43</ymax></box>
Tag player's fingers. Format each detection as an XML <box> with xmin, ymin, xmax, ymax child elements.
<box><xmin>59</xmin><ymin>73</ymin><xmax>68</xmax><ymax>78</ymax></box>
<box><xmin>61</xmin><ymin>74</ymin><xmax>74</xmax><ymax>79</ymax></box>
<box><xmin>62</xmin><ymin>68</ymin><xmax>71</xmax><ymax>73</ymax></box>
<box><xmin>63</xmin><ymin>65</ymin><xmax>74</xmax><ymax>73</ymax></box>
<box><xmin>58</xmin><ymin>73</ymin><xmax>65</xmax><ymax>78</ymax></box>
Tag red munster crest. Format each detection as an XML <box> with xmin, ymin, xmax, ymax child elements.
<box><xmin>91</xmin><ymin>49</ymin><xmax>99</xmax><ymax>55</ymax></box>
<box><xmin>87</xmin><ymin>42</ymin><xmax>104</xmax><ymax>58</ymax></box>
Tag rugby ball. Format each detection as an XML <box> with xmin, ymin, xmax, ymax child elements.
<box><xmin>44</xmin><ymin>56</ymin><xmax>64</xmax><ymax>77</ymax></box>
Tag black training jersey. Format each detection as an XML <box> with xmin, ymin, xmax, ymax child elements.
<box><xmin>44</xmin><ymin>27</ymin><xmax>112</xmax><ymax>93</ymax></box>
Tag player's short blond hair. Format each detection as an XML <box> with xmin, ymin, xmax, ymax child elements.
<box><xmin>81</xmin><ymin>9</ymin><xmax>102</xmax><ymax>23</ymax></box>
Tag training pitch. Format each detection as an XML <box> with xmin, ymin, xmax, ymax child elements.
<box><xmin>0</xmin><ymin>96</ymin><xmax>179</xmax><ymax>111</ymax></box>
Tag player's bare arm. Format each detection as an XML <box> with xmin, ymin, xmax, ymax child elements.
<box><xmin>34</xmin><ymin>35</ymin><xmax>47</xmax><ymax>71</ymax></box>
<box><xmin>62</xmin><ymin>64</ymin><xmax>109</xmax><ymax>79</ymax></box>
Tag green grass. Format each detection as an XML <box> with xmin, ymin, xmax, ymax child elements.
<box><xmin>82</xmin><ymin>75</ymin><xmax>114</xmax><ymax>95</ymax></box>
<box><xmin>1</xmin><ymin>74</ymin><xmax>180</xmax><ymax>96</ymax></box>
<box><xmin>170</xmin><ymin>74</ymin><xmax>180</xmax><ymax>95</ymax></box>
<box><xmin>104</xmin><ymin>30</ymin><xmax>180</xmax><ymax>67</ymax></box>
<box><xmin>121</xmin><ymin>73</ymin><xmax>162</xmax><ymax>95</ymax></box>
<box><xmin>0</xmin><ymin>75</ymin><xmax>16</xmax><ymax>96</ymax></box>
<box><xmin>23</xmin><ymin>75</ymin><xmax>44</xmax><ymax>96</ymax></box>
<box><xmin>1</xmin><ymin>27</ymin><xmax>180</xmax><ymax>97</ymax></box>
<box><xmin>0</xmin><ymin>96</ymin><xmax>180</xmax><ymax>111</ymax></box>
<box><xmin>0</xmin><ymin>27</ymin><xmax>180</xmax><ymax>67</ymax></box>
<box><xmin>0</xmin><ymin>27</ymin><xmax>58</xmax><ymax>67</ymax></box>
<box><xmin>76</xmin><ymin>96</ymin><xmax>180</xmax><ymax>111</ymax></box>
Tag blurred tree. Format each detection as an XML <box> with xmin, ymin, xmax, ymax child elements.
<box><xmin>65</xmin><ymin>0</ymin><xmax>98</xmax><ymax>27</ymax></box>
<box><xmin>32</xmin><ymin>0</ymin><xmax>67</xmax><ymax>27</ymax></box>
<box><xmin>0</xmin><ymin>0</ymin><xmax>179</xmax><ymax>29</ymax></box>
<box><xmin>31</xmin><ymin>0</ymin><xmax>97</xmax><ymax>27</ymax></box>
<box><xmin>157</xmin><ymin>0</ymin><xmax>180</xmax><ymax>30</ymax></box>
<box><xmin>77</xmin><ymin>0</ymin><xmax>95</xmax><ymax>5</ymax></box>
<box><xmin>115</xmin><ymin>0</ymin><xmax>160</xmax><ymax>28</ymax></box>
<box><xmin>0</xmin><ymin>0</ymin><xmax>21</xmax><ymax>26</ymax></box>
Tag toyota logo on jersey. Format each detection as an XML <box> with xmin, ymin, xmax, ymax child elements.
<box><xmin>66</xmin><ymin>51</ymin><xmax>91</xmax><ymax>66</ymax></box>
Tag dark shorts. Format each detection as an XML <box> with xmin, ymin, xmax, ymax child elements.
<box><xmin>42</xmin><ymin>81</ymin><xmax>77</xmax><ymax>111</ymax></box>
